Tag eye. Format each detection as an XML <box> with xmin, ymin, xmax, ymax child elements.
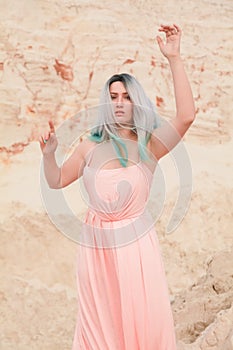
<box><xmin>110</xmin><ymin>95</ymin><xmax>117</xmax><ymax>100</ymax></box>
<box><xmin>124</xmin><ymin>94</ymin><xmax>131</xmax><ymax>101</ymax></box>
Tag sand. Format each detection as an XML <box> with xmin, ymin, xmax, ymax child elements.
<box><xmin>0</xmin><ymin>0</ymin><xmax>233</xmax><ymax>349</ymax></box>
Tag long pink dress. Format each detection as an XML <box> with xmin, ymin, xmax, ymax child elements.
<box><xmin>72</xmin><ymin>159</ymin><xmax>177</xmax><ymax>350</ymax></box>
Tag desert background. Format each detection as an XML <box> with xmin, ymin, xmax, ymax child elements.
<box><xmin>0</xmin><ymin>0</ymin><xmax>233</xmax><ymax>349</ymax></box>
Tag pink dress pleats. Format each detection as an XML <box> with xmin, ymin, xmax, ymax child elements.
<box><xmin>72</xmin><ymin>162</ymin><xmax>177</xmax><ymax>350</ymax></box>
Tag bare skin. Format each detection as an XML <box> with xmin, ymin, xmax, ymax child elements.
<box><xmin>39</xmin><ymin>24</ymin><xmax>195</xmax><ymax>189</ymax></box>
<box><xmin>110</xmin><ymin>81</ymin><xmax>134</xmax><ymax>129</ymax></box>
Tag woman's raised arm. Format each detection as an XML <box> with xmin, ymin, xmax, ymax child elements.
<box><xmin>150</xmin><ymin>24</ymin><xmax>196</xmax><ymax>160</ymax></box>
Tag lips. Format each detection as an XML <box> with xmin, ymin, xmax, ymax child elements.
<box><xmin>115</xmin><ymin>111</ymin><xmax>125</xmax><ymax>116</ymax></box>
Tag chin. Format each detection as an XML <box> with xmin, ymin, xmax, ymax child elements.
<box><xmin>115</xmin><ymin>116</ymin><xmax>133</xmax><ymax>122</ymax></box>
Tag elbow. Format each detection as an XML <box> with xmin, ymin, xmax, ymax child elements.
<box><xmin>178</xmin><ymin>103</ymin><xmax>196</xmax><ymax>126</ymax></box>
<box><xmin>48</xmin><ymin>180</ymin><xmax>62</xmax><ymax>189</ymax></box>
<box><xmin>186</xmin><ymin>115</ymin><xmax>195</xmax><ymax>126</ymax></box>
<box><xmin>48</xmin><ymin>172</ymin><xmax>62</xmax><ymax>189</ymax></box>
<box><xmin>187</xmin><ymin>105</ymin><xmax>197</xmax><ymax>124</ymax></box>
<box><xmin>183</xmin><ymin>111</ymin><xmax>196</xmax><ymax>126</ymax></box>
<box><xmin>48</xmin><ymin>183</ymin><xmax>60</xmax><ymax>189</ymax></box>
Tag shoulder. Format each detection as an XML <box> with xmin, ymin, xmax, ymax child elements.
<box><xmin>73</xmin><ymin>137</ymin><xmax>98</xmax><ymax>160</ymax></box>
<box><xmin>82</xmin><ymin>137</ymin><xmax>98</xmax><ymax>152</ymax></box>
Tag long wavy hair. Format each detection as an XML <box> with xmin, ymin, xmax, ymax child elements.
<box><xmin>88</xmin><ymin>73</ymin><xmax>161</xmax><ymax>167</ymax></box>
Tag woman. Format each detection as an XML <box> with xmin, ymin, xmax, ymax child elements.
<box><xmin>39</xmin><ymin>24</ymin><xmax>195</xmax><ymax>349</ymax></box>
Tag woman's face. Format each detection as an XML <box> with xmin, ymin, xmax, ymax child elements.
<box><xmin>109</xmin><ymin>81</ymin><xmax>133</xmax><ymax>125</ymax></box>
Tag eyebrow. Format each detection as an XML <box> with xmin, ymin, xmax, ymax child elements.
<box><xmin>110</xmin><ymin>92</ymin><xmax>129</xmax><ymax>95</ymax></box>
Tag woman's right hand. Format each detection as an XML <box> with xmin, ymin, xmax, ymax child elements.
<box><xmin>39</xmin><ymin>120</ymin><xmax>58</xmax><ymax>155</ymax></box>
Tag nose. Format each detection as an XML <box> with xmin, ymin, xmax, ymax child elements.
<box><xmin>115</xmin><ymin>95</ymin><xmax>123</xmax><ymax>105</ymax></box>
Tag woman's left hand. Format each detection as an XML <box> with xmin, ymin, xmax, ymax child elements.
<box><xmin>156</xmin><ymin>24</ymin><xmax>181</xmax><ymax>59</ymax></box>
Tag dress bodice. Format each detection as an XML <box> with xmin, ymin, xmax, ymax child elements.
<box><xmin>82</xmin><ymin>162</ymin><xmax>153</xmax><ymax>221</ymax></box>
<box><xmin>80</xmin><ymin>162</ymin><xmax>154</xmax><ymax>248</ymax></box>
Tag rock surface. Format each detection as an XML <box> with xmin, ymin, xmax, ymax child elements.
<box><xmin>0</xmin><ymin>0</ymin><xmax>232</xmax><ymax>349</ymax></box>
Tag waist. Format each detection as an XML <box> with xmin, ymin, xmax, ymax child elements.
<box><xmin>85</xmin><ymin>207</ymin><xmax>150</xmax><ymax>224</ymax></box>
<box><xmin>81</xmin><ymin>208</ymin><xmax>155</xmax><ymax>248</ymax></box>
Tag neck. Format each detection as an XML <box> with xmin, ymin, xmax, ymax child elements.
<box><xmin>115</xmin><ymin>124</ymin><xmax>137</xmax><ymax>140</ymax></box>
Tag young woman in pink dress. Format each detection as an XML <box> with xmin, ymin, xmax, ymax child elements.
<box><xmin>39</xmin><ymin>24</ymin><xmax>195</xmax><ymax>349</ymax></box>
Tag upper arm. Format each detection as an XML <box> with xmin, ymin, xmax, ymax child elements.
<box><xmin>149</xmin><ymin>117</ymin><xmax>193</xmax><ymax>160</ymax></box>
<box><xmin>60</xmin><ymin>138</ymin><xmax>95</xmax><ymax>188</ymax></box>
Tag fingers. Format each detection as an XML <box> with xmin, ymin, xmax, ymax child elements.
<box><xmin>156</xmin><ymin>35</ymin><xmax>164</xmax><ymax>49</ymax></box>
<box><xmin>39</xmin><ymin>134</ymin><xmax>49</xmax><ymax>145</ymax></box>
<box><xmin>173</xmin><ymin>24</ymin><xmax>181</xmax><ymax>33</ymax></box>
<box><xmin>49</xmin><ymin>120</ymin><xmax>55</xmax><ymax>134</ymax></box>
<box><xmin>39</xmin><ymin>136</ymin><xmax>44</xmax><ymax>145</ymax></box>
<box><xmin>39</xmin><ymin>120</ymin><xmax>57</xmax><ymax>150</ymax></box>
<box><xmin>39</xmin><ymin>121</ymin><xmax>55</xmax><ymax>143</ymax></box>
<box><xmin>39</xmin><ymin>135</ymin><xmax>48</xmax><ymax>147</ymax></box>
<box><xmin>44</xmin><ymin>131</ymin><xmax>50</xmax><ymax>142</ymax></box>
<box><xmin>158</xmin><ymin>23</ymin><xmax>181</xmax><ymax>36</ymax></box>
<box><xmin>159</xmin><ymin>24</ymin><xmax>179</xmax><ymax>30</ymax></box>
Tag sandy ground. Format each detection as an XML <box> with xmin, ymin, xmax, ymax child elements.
<box><xmin>0</xmin><ymin>0</ymin><xmax>233</xmax><ymax>349</ymax></box>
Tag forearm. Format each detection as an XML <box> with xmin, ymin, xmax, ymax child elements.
<box><xmin>43</xmin><ymin>153</ymin><xmax>61</xmax><ymax>189</ymax></box>
<box><xmin>168</xmin><ymin>56</ymin><xmax>195</xmax><ymax>123</ymax></box>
